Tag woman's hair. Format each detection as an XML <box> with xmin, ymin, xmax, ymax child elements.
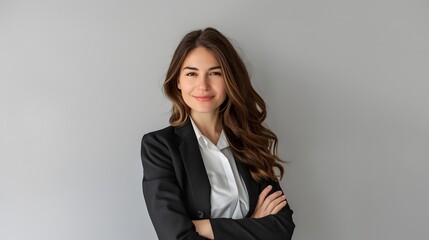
<box><xmin>163</xmin><ymin>27</ymin><xmax>284</xmax><ymax>182</ymax></box>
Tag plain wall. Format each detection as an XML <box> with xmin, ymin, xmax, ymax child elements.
<box><xmin>1</xmin><ymin>0</ymin><xmax>428</xmax><ymax>239</ymax></box>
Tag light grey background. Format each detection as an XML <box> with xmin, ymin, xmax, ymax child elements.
<box><xmin>1</xmin><ymin>0</ymin><xmax>428</xmax><ymax>239</ymax></box>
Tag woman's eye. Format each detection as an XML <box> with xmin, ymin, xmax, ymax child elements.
<box><xmin>210</xmin><ymin>72</ymin><xmax>222</xmax><ymax>76</ymax></box>
<box><xmin>185</xmin><ymin>72</ymin><xmax>197</xmax><ymax>76</ymax></box>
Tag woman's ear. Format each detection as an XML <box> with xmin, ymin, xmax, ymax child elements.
<box><xmin>177</xmin><ymin>78</ymin><xmax>181</xmax><ymax>90</ymax></box>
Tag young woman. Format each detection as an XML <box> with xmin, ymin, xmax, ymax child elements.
<box><xmin>141</xmin><ymin>27</ymin><xmax>295</xmax><ymax>240</ymax></box>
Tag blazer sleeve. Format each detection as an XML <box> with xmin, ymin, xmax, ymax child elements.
<box><xmin>209</xmin><ymin>181</ymin><xmax>295</xmax><ymax>240</ymax></box>
<box><xmin>141</xmin><ymin>133</ymin><xmax>208</xmax><ymax>240</ymax></box>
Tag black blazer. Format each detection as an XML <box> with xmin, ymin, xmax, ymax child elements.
<box><xmin>141</xmin><ymin>121</ymin><xmax>295</xmax><ymax>240</ymax></box>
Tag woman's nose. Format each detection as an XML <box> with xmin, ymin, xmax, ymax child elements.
<box><xmin>197</xmin><ymin>75</ymin><xmax>210</xmax><ymax>90</ymax></box>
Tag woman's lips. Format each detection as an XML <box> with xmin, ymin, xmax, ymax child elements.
<box><xmin>194</xmin><ymin>96</ymin><xmax>214</xmax><ymax>102</ymax></box>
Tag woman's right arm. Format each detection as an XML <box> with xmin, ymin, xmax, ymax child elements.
<box><xmin>141</xmin><ymin>133</ymin><xmax>208</xmax><ymax>240</ymax></box>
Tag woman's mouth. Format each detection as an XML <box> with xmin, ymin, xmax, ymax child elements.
<box><xmin>194</xmin><ymin>96</ymin><xmax>214</xmax><ymax>102</ymax></box>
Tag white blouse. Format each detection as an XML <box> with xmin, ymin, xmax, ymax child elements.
<box><xmin>190</xmin><ymin>118</ymin><xmax>249</xmax><ymax>219</ymax></box>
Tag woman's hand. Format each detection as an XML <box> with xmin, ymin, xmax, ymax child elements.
<box><xmin>192</xmin><ymin>219</ymin><xmax>214</xmax><ymax>240</ymax></box>
<box><xmin>251</xmin><ymin>185</ymin><xmax>287</xmax><ymax>218</ymax></box>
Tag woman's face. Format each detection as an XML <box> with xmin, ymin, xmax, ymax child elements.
<box><xmin>178</xmin><ymin>47</ymin><xmax>227</xmax><ymax>118</ymax></box>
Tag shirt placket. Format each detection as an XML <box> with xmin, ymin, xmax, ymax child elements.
<box><xmin>209</xmin><ymin>146</ymin><xmax>239</xmax><ymax>218</ymax></box>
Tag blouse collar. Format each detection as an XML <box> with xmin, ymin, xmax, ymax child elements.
<box><xmin>189</xmin><ymin>118</ymin><xmax>229</xmax><ymax>150</ymax></box>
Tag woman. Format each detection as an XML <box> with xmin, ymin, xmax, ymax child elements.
<box><xmin>141</xmin><ymin>27</ymin><xmax>294</xmax><ymax>240</ymax></box>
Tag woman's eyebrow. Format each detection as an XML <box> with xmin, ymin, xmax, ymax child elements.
<box><xmin>209</xmin><ymin>66</ymin><xmax>221</xmax><ymax>70</ymax></box>
<box><xmin>183</xmin><ymin>66</ymin><xmax>198</xmax><ymax>70</ymax></box>
<box><xmin>182</xmin><ymin>66</ymin><xmax>221</xmax><ymax>71</ymax></box>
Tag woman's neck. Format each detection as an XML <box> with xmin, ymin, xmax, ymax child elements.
<box><xmin>190</xmin><ymin>112</ymin><xmax>222</xmax><ymax>144</ymax></box>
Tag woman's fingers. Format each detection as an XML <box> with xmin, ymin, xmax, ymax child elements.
<box><xmin>252</xmin><ymin>186</ymin><xmax>288</xmax><ymax>218</ymax></box>
<box><xmin>261</xmin><ymin>190</ymin><xmax>283</xmax><ymax>210</ymax></box>
<box><xmin>252</xmin><ymin>185</ymin><xmax>274</xmax><ymax>218</ymax></box>
<box><xmin>268</xmin><ymin>195</ymin><xmax>287</xmax><ymax>214</ymax></box>
<box><xmin>256</xmin><ymin>185</ymin><xmax>272</xmax><ymax>208</ymax></box>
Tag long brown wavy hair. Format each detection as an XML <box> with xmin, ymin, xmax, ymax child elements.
<box><xmin>163</xmin><ymin>27</ymin><xmax>284</xmax><ymax>182</ymax></box>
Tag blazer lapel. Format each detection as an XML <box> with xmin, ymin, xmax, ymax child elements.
<box><xmin>175</xmin><ymin>121</ymin><xmax>212</xmax><ymax>217</ymax></box>
<box><xmin>235</xmin><ymin>159</ymin><xmax>260</xmax><ymax>217</ymax></box>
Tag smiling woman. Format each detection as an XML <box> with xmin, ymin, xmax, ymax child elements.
<box><xmin>178</xmin><ymin>47</ymin><xmax>227</xmax><ymax>123</ymax></box>
<box><xmin>141</xmin><ymin>27</ymin><xmax>295</xmax><ymax>240</ymax></box>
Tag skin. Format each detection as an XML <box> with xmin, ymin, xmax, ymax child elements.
<box><xmin>177</xmin><ymin>47</ymin><xmax>287</xmax><ymax>239</ymax></box>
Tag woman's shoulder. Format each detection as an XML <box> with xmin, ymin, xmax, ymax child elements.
<box><xmin>142</xmin><ymin>125</ymin><xmax>175</xmax><ymax>141</ymax></box>
<box><xmin>141</xmin><ymin>126</ymin><xmax>177</xmax><ymax>157</ymax></box>
<box><xmin>143</xmin><ymin>121</ymin><xmax>193</xmax><ymax>139</ymax></box>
